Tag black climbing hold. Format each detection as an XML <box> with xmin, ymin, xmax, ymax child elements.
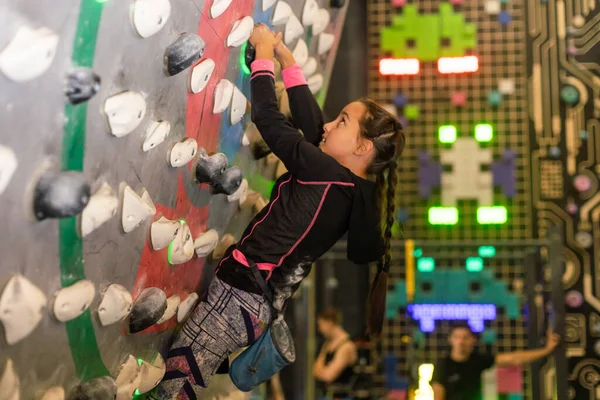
<box><xmin>211</xmin><ymin>167</ymin><xmax>243</xmax><ymax>195</ymax></box>
<box><xmin>128</xmin><ymin>287</ymin><xmax>167</xmax><ymax>334</ymax></box>
<box><xmin>68</xmin><ymin>376</ymin><xmax>117</xmax><ymax>400</ymax></box>
<box><xmin>34</xmin><ymin>171</ymin><xmax>90</xmax><ymax>221</ymax></box>
<box><xmin>330</xmin><ymin>0</ymin><xmax>346</xmax><ymax>7</ymax></box>
<box><xmin>195</xmin><ymin>151</ymin><xmax>228</xmax><ymax>184</ymax></box>
<box><xmin>245</xmin><ymin>43</ymin><xmax>256</xmax><ymax>72</ymax></box>
<box><xmin>65</xmin><ymin>69</ymin><xmax>101</xmax><ymax>105</ymax></box>
<box><xmin>164</xmin><ymin>33</ymin><xmax>206</xmax><ymax>76</ymax></box>
<box><xmin>250</xmin><ymin>140</ymin><xmax>272</xmax><ymax>160</ymax></box>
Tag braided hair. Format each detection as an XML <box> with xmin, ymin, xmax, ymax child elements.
<box><xmin>358</xmin><ymin>98</ymin><xmax>405</xmax><ymax>338</ymax></box>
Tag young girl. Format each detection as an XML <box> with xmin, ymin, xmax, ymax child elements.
<box><xmin>150</xmin><ymin>24</ymin><xmax>405</xmax><ymax>399</ymax></box>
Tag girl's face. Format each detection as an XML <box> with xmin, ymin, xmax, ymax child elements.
<box><xmin>320</xmin><ymin>102</ymin><xmax>369</xmax><ymax>160</ymax></box>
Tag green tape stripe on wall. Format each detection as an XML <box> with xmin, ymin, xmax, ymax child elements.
<box><xmin>60</xmin><ymin>0</ymin><xmax>109</xmax><ymax>380</ymax></box>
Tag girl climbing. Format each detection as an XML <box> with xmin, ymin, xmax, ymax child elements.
<box><xmin>150</xmin><ymin>24</ymin><xmax>405</xmax><ymax>399</ymax></box>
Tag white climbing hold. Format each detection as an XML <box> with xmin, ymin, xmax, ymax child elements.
<box><xmin>142</xmin><ymin>120</ymin><xmax>171</xmax><ymax>152</ymax></box>
<box><xmin>210</xmin><ymin>0</ymin><xmax>233</xmax><ymax>18</ymax></box>
<box><xmin>498</xmin><ymin>78</ymin><xmax>515</xmax><ymax>95</ymax></box>
<box><xmin>227</xmin><ymin>16</ymin><xmax>254</xmax><ymax>48</ymax></box>
<box><xmin>318</xmin><ymin>32</ymin><xmax>335</xmax><ymax>55</ymax></box>
<box><xmin>140</xmin><ymin>188</ymin><xmax>156</xmax><ymax>216</ymax></box>
<box><xmin>262</xmin><ymin>0</ymin><xmax>277</xmax><ymax>11</ymax></box>
<box><xmin>230</xmin><ymin>86</ymin><xmax>247</xmax><ymax>125</ymax></box>
<box><xmin>156</xmin><ymin>294</ymin><xmax>180</xmax><ymax>324</ymax></box>
<box><xmin>0</xmin><ymin>145</ymin><xmax>17</xmax><ymax>197</ymax></box>
<box><xmin>241</xmin><ymin>134</ymin><xmax>250</xmax><ymax>146</ymax></box>
<box><xmin>194</xmin><ymin>229</ymin><xmax>220</xmax><ymax>258</ymax></box>
<box><xmin>121</xmin><ymin>184</ymin><xmax>155</xmax><ymax>233</ymax></box>
<box><xmin>312</xmin><ymin>9</ymin><xmax>331</xmax><ymax>35</ymax></box>
<box><xmin>227</xmin><ymin>178</ymin><xmax>248</xmax><ymax>204</ymax></box>
<box><xmin>132</xmin><ymin>0</ymin><xmax>171</xmax><ymax>38</ymax></box>
<box><xmin>284</xmin><ymin>15</ymin><xmax>304</xmax><ymax>45</ymax></box>
<box><xmin>0</xmin><ymin>275</ymin><xmax>46</xmax><ymax>345</ymax></box>
<box><xmin>137</xmin><ymin>354</ymin><xmax>166</xmax><ymax>394</ymax></box>
<box><xmin>104</xmin><ymin>91</ymin><xmax>147</xmax><ymax>138</ymax></box>
<box><xmin>307</xmin><ymin>73</ymin><xmax>323</xmax><ymax>94</ymax></box>
<box><xmin>168</xmin><ymin>222</ymin><xmax>194</xmax><ymax>264</ymax></box>
<box><xmin>151</xmin><ymin>216</ymin><xmax>180</xmax><ymax>250</ymax></box>
<box><xmin>484</xmin><ymin>0</ymin><xmax>501</xmax><ymax>14</ymax></box>
<box><xmin>190</xmin><ymin>58</ymin><xmax>215</xmax><ymax>94</ymax></box>
<box><xmin>177</xmin><ymin>293</ymin><xmax>199</xmax><ymax>322</ymax></box>
<box><xmin>292</xmin><ymin>40</ymin><xmax>309</xmax><ymax>67</ymax></box>
<box><xmin>0</xmin><ymin>26</ymin><xmax>59</xmax><ymax>83</ymax></box>
<box><xmin>0</xmin><ymin>359</ymin><xmax>19</xmax><ymax>400</ymax></box>
<box><xmin>98</xmin><ymin>284</ymin><xmax>133</xmax><ymax>326</ymax></box>
<box><xmin>80</xmin><ymin>182</ymin><xmax>118</xmax><ymax>238</ymax></box>
<box><xmin>115</xmin><ymin>355</ymin><xmax>142</xmax><ymax>400</ymax></box>
<box><xmin>40</xmin><ymin>386</ymin><xmax>65</xmax><ymax>400</ymax></box>
<box><xmin>52</xmin><ymin>280</ymin><xmax>95</xmax><ymax>322</ymax></box>
<box><xmin>213</xmin><ymin>79</ymin><xmax>234</xmax><ymax>114</ymax></box>
<box><xmin>272</xmin><ymin>1</ymin><xmax>293</xmax><ymax>25</ymax></box>
<box><xmin>168</xmin><ymin>138</ymin><xmax>198</xmax><ymax>168</ymax></box>
<box><xmin>302</xmin><ymin>57</ymin><xmax>317</xmax><ymax>77</ymax></box>
<box><xmin>302</xmin><ymin>0</ymin><xmax>319</xmax><ymax>26</ymax></box>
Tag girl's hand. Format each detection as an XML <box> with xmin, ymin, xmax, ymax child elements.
<box><xmin>274</xmin><ymin>41</ymin><xmax>295</xmax><ymax>69</ymax></box>
<box><xmin>249</xmin><ymin>24</ymin><xmax>282</xmax><ymax>61</ymax></box>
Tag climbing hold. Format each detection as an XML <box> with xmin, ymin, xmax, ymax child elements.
<box><xmin>484</xmin><ymin>0</ymin><xmax>501</xmax><ymax>14</ymax></box>
<box><xmin>121</xmin><ymin>184</ymin><xmax>155</xmax><ymax>233</ymax></box>
<box><xmin>52</xmin><ymin>280</ymin><xmax>96</xmax><ymax>322</ymax></box>
<box><xmin>302</xmin><ymin>57</ymin><xmax>317</xmax><ymax>77</ymax></box>
<box><xmin>451</xmin><ymin>91</ymin><xmax>467</xmax><ymax>107</ymax></box>
<box><xmin>0</xmin><ymin>359</ymin><xmax>19</xmax><ymax>400</ymax></box>
<box><xmin>141</xmin><ymin>189</ymin><xmax>156</xmax><ymax>215</ymax></box>
<box><xmin>292</xmin><ymin>40</ymin><xmax>309</xmax><ymax>67</ymax></box>
<box><xmin>302</xmin><ymin>0</ymin><xmax>319</xmax><ymax>26</ymax></box>
<box><xmin>213</xmin><ymin>79</ymin><xmax>234</xmax><ymax>114</ymax></box>
<box><xmin>168</xmin><ymin>222</ymin><xmax>194</xmax><ymax>265</ymax></box>
<box><xmin>241</xmin><ymin>134</ymin><xmax>250</xmax><ymax>146</ymax></box>
<box><xmin>41</xmin><ymin>386</ymin><xmax>65</xmax><ymax>400</ymax></box>
<box><xmin>98</xmin><ymin>284</ymin><xmax>133</xmax><ymax>326</ymax></box>
<box><xmin>213</xmin><ymin>234</ymin><xmax>236</xmax><ymax>260</ymax></box>
<box><xmin>194</xmin><ymin>229</ymin><xmax>220</xmax><ymax>258</ymax></box>
<box><xmin>272</xmin><ymin>1</ymin><xmax>293</xmax><ymax>25</ymax></box>
<box><xmin>0</xmin><ymin>26</ymin><xmax>59</xmax><ymax>82</ymax></box>
<box><xmin>168</xmin><ymin>138</ymin><xmax>198</xmax><ymax>168</ymax></box>
<box><xmin>115</xmin><ymin>355</ymin><xmax>142</xmax><ymax>400</ymax></box>
<box><xmin>195</xmin><ymin>148</ymin><xmax>228</xmax><ymax>184</ymax></box>
<box><xmin>498</xmin><ymin>10</ymin><xmax>512</xmax><ymax>25</ymax></box>
<box><xmin>211</xmin><ymin>167</ymin><xmax>243</xmax><ymax>195</ymax></box>
<box><xmin>177</xmin><ymin>293</ymin><xmax>199</xmax><ymax>322</ymax></box>
<box><xmin>565</xmin><ymin>290</ymin><xmax>583</xmax><ymax>308</ymax></box>
<box><xmin>498</xmin><ymin>78</ymin><xmax>515</xmax><ymax>95</ymax></box>
<box><xmin>404</xmin><ymin>104</ymin><xmax>420</xmax><ymax>120</ymax></box>
<box><xmin>132</xmin><ymin>0</ymin><xmax>171</xmax><ymax>38</ymax></box>
<box><xmin>573</xmin><ymin>174</ymin><xmax>592</xmax><ymax>192</ymax></box>
<box><xmin>80</xmin><ymin>182</ymin><xmax>118</xmax><ymax>238</ymax></box>
<box><xmin>137</xmin><ymin>354</ymin><xmax>166</xmax><ymax>394</ymax></box>
<box><xmin>211</xmin><ymin>0</ymin><xmax>233</xmax><ymax>18</ymax></box>
<box><xmin>307</xmin><ymin>73</ymin><xmax>324</xmax><ymax>94</ymax></box>
<box><xmin>142</xmin><ymin>120</ymin><xmax>171</xmax><ymax>152</ymax></box>
<box><xmin>0</xmin><ymin>275</ymin><xmax>46</xmax><ymax>345</ymax></box>
<box><xmin>227</xmin><ymin>16</ymin><xmax>254</xmax><ymax>48</ymax></box>
<box><xmin>156</xmin><ymin>294</ymin><xmax>180</xmax><ymax>324</ymax></box>
<box><xmin>244</xmin><ymin>43</ymin><xmax>256</xmax><ymax>72</ymax></box>
<box><xmin>575</xmin><ymin>231</ymin><xmax>593</xmax><ymax>249</ymax></box>
<box><xmin>104</xmin><ymin>91</ymin><xmax>147</xmax><ymax>137</ymax></box>
<box><xmin>164</xmin><ymin>33</ymin><xmax>205</xmax><ymax>76</ymax></box>
<box><xmin>65</xmin><ymin>69</ymin><xmax>101</xmax><ymax>105</ymax></box>
<box><xmin>549</xmin><ymin>146</ymin><xmax>561</xmax><ymax>158</ymax></box>
<box><xmin>318</xmin><ymin>33</ymin><xmax>335</xmax><ymax>55</ymax></box>
<box><xmin>312</xmin><ymin>9</ymin><xmax>331</xmax><ymax>36</ymax></box>
<box><xmin>151</xmin><ymin>216</ymin><xmax>180</xmax><ymax>250</ymax></box>
<box><xmin>33</xmin><ymin>170</ymin><xmax>90</xmax><ymax>221</ymax></box>
<box><xmin>580</xmin><ymin>130</ymin><xmax>588</xmax><ymax>140</ymax></box>
<box><xmin>0</xmin><ymin>145</ymin><xmax>17</xmax><ymax>197</ymax></box>
<box><xmin>263</xmin><ymin>0</ymin><xmax>277</xmax><ymax>10</ymax></box>
<box><xmin>392</xmin><ymin>93</ymin><xmax>407</xmax><ymax>108</ymax></box>
<box><xmin>330</xmin><ymin>0</ymin><xmax>345</xmax><ymax>7</ymax></box>
<box><xmin>285</xmin><ymin>15</ymin><xmax>304</xmax><ymax>45</ymax></box>
<box><xmin>227</xmin><ymin>178</ymin><xmax>248</xmax><ymax>204</ymax></box>
<box><xmin>68</xmin><ymin>376</ymin><xmax>117</xmax><ymax>400</ymax></box>
<box><xmin>487</xmin><ymin>90</ymin><xmax>503</xmax><ymax>106</ymax></box>
<box><xmin>561</xmin><ymin>85</ymin><xmax>580</xmax><ymax>105</ymax></box>
<box><xmin>230</xmin><ymin>86</ymin><xmax>248</xmax><ymax>125</ymax></box>
<box><xmin>190</xmin><ymin>58</ymin><xmax>215</xmax><ymax>94</ymax></box>
<box><xmin>566</xmin><ymin>203</ymin><xmax>578</xmax><ymax>214</ymax></box>
<box><xmin>129</xmin><ymin>288</ymin><xmax>167</xmax><ymax>333</ymax></box>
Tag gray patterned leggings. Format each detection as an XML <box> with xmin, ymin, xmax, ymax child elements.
<box><xmin>148</xmin><ymin>277</ymin><xmax>272</xmax><ymax>399</ymax></box>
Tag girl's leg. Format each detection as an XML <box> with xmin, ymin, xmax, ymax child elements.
<box><xmin>148</xmin><ymin>278</ymin><xmax>271</xmax><ymax>399</ymax></box>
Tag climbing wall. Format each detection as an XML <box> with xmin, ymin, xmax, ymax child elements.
<box><xmin>369</xmin><ymin>0</ymin><xmax>600</xmax><ymax>399</ymax></box>
<box><xmin>0</xmin><ymin>0</ymin><xmax>347</xmax><ymax>397</ymax></box>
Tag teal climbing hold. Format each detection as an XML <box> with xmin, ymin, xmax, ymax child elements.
<box><xmin>561</xmin><ymin>85</ymin><xmax>579</xmax><ymax>105</ymax></box>
<box><xmin>481</xmin><ymin>328</ymin><xmax>497</xmax><ymax>344</ymax></box>
<box><xmin>488</xmin><ymin>90</ymin><xmax>503</xmax><ymax>106</ymax></box>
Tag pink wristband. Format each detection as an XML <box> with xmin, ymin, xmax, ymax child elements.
<box><xmin>251</xmin><ymin>59</ymin><xmax>275</xmax><ymax>74</ymax></box>
<box><xmin>282</xmin><ymin>64</ymin><xmax>307</xmax><ymax>89</ymax></box>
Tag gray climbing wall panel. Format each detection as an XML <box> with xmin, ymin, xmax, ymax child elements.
<box><xmin>0</xmin><ymin>0</ymin><xmax>347</xmax><ymax>396</ymax></box>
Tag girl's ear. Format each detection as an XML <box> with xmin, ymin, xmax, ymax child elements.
<box><xmin>355</xmin><ymin>137</ymin><xmax>373</xmax><ymax>156</ymax></box>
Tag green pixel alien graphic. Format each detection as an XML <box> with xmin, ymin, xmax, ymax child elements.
<box><xmin>380</xmin><ymin>3</ymin><xmax>477</xmax><ymax>61</ymax></box>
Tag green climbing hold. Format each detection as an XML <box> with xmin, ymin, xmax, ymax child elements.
<box><xmin>561</xmin><ymin>85</ymin><xmax>579</xmax><ymax>105</ymax></box>
<box><xmin>487</xmin><ymin>90</ymin><xmax>503</xmax><ymax>106</ymax></box>
<box><xmin>404</xmin><ymin>104</ymin><xmax>420</xmax><ymax>120</ymax></box>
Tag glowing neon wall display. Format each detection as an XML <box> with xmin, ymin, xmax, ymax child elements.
<box><xmin>407</xmin><ymin>304</ymin><xmax>497</xmax><ymax>332</ymax></box>
<box><xmin>379</xmin><ymin>58</ymin><xmax>420</xmax><ymax>75</ymax></box>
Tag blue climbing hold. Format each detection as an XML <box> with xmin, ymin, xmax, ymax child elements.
<box><xmin>393</xmin><ymin>93</ymin><xmax>408</xmax><ymax>108</ymax></box>
<box><xmin>549</xmin><ymin>146</ymin><xmax>561</xmax><ymax>158</ymax></box>
<box><xmin>498</xmin><ymin>10</ymin><xmax>512</xmax><ymax>25</ymax></box>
